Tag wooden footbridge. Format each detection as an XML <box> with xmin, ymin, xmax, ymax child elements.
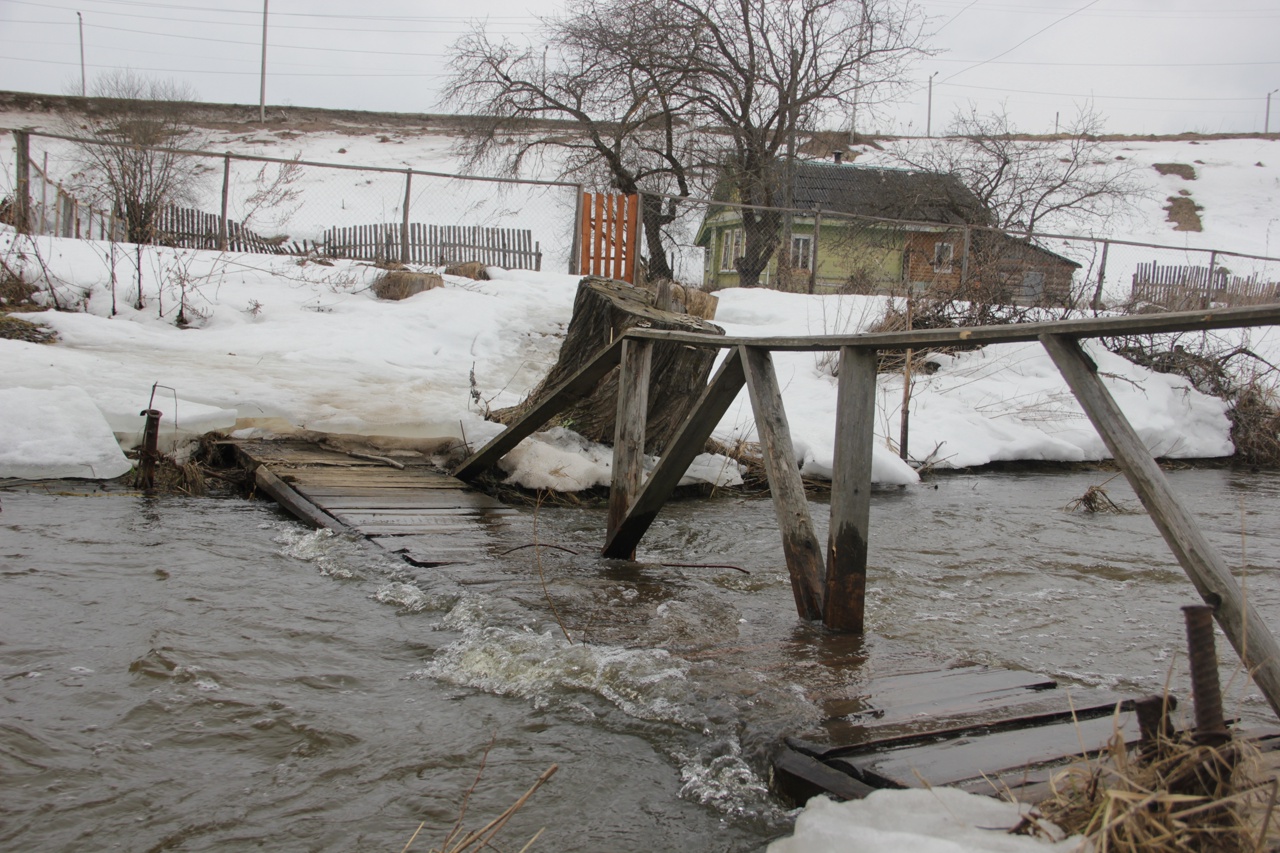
<box><xmin>453</xmin><ymin>303</ymin><xmax>1280</xmax><ymax>728</ymax></box>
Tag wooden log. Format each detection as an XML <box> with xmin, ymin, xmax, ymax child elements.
<box><xmin>824</xmin><ymin>346</ymin><xmax>877</xmax><ymax>633</ymax></box>
<box><xmin>606</xmin><ymin>338</ymin><xmax>652</xmax><ymax>559</ymax></box>
<box><xmin>602</xmin><ymin>347</ymin><xmax>746</xmax><ymax>558</ymax></box>
<box><xmin>489</xmin><ymin>278</ymin><xmax>724</xmax><ymax>454</ymax></box>
<box><xmin>741</xmin><ymin>345</ymin><xmax>826</xmax><ymax>621</ymax></box>
<box><xmin>453</xmin><ymin>337</ymin><xmax>626</xmax><ymax>482</ymax></box>
<box><xmin>1041</xmin><ymin>333</ymin><xmax>1280</xmax><ymax>721</ymax></box>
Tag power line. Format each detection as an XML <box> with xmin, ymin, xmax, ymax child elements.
<box><xmin>937</xmin><ymin>0</ymin><xmax>1103</xmax><ymax>86</ymax></box>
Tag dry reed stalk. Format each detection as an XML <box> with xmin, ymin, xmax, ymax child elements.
<box><xmin>1035</xmin><ymin>720</ymin><xmax>1279</xmax><ymax>852</ymax></box>
<box><xmin>402</xmin><ymin>735</ymin><xmax>559</xmax><ymax>853</ymax></box>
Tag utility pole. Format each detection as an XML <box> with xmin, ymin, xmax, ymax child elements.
<box><xmin>926</xmin><ymin>72</ymin><xmax>938</xmax><ymax>137</ymax></box>
<box><xmin>259</xmin><ymin>0</ymin><xmax>269</xmax><ymax>123</ymax></box>
<box><xmin>1268</xmin><ymin>88</ymin><xmax>1278</xmax><ymax>135</ymax></box>
<box><xmin>77</xmin><ymin>12</ymin><xmax>86</xmax><ymax>97</ymax></box>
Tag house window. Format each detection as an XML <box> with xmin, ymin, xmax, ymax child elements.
<box><xmin>791</xmin><ymin>236</ymin><xmax>813</xmax><ymax>271</ymax></box>
<box><xmin>1018</xmin><ymin>270</ymin><xmax>1046</xmax><ymax>302</ymax></box>
<box><xmin>720</xmin><ymin>229</ymin><xmax>743</xmax><ymax>272</ymax></box>
<box><xmin>932</xmin><ymin>241</ymin><xmax>954</xmax><ymax>272</ymax></box>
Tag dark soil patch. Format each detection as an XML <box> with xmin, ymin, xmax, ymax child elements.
<box><xmin>1164</xmin><ymin>195</ymin><xmax>1203</xmax><ymax>231</ymax></box>
<box><xmin>0</xmin><ymin>315</ymin><xmax>58</xmax><ymax>343</ymax></box>
<box><xmin>1153</xmin><ymin>162</ymin><xmax>1197</xmax><ymax>180</ymax></box>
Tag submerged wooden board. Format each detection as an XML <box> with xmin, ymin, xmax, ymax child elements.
<box><xmin>236</xmin><ymin>439</ymin><xmax>512</xmax><ymax>567</ymax></box>
<box><xmin>773</xmin><ymin>664</ymin><xmax>1137</xmax><ymax>806</ymax></box>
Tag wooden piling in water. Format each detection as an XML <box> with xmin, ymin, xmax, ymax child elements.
<box><xmin>741</xmin><ymin>345</ymin><xmax>826</xmax><ymax>622</ymax></box>
<box><xmin>606</xmin><ymin>339</ymin><xmax>652</xmax><ymax>559</ymax></box>
<box><xmin>824</xmin><ymin>347</ymin><xmax>877</xmax><ymax>633</ymax></box>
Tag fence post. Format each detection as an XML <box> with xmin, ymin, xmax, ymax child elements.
<box><xmin>13</xmin><ymin>130</ymin><xmax>31</xmax><ymax>234</ymax></box>
<box><xmin>1091</xmin><ymin>240</ymin><xmax>1110</xmax><ymax>312</ymax></box>
<box><xmin>569</xmin><ymin>186</ymin><xmax>584</xmax><ymax>275</ymax></box>
<box><xmin>401</xmin><ymin>169</ymin><xmax>412</xmax><ymax>265</ymax></box>
<box><xmin>809</xmin><ymin>209</ymin><xmax>822</xmax><ymax>294</ymax></box>
<box><xmin>960</xmin><ymin>225</ymin><xmax>971</xmax><ymax>292</ymax></box>
<box><xmin>218</xmin><ymin>154</ymin><xmax>231</xmax><ymax>250</ymax></box>
<box><xmin>1205</xmin><ymin>250</ymin><xmax>1218</xmax><ymax>308</ymax></box>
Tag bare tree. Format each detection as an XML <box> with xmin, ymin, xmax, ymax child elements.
<box><xmin>446</xmin><ymin>0</ymin><xmax>703</xmax><ymax>280</ymax></box>
<box><xmin>891</xmin><ymin>105</ymin><xmax>1141</xmax><ymax>236</ymax></box>
<box><xmin>446</xmin><ymin>0</ymin><xmax>926</xmax><ymax>286</ymax></box>
<box><xmin>65</xmin><ymin>70</ymin><xmax>206</xmax><ymax>245</ymax></box>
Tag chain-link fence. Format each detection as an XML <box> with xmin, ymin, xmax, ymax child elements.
<box><xmin>6</xmin><ymin>130</ymin><xmax>582</xmax><ymax>273</ymax></box>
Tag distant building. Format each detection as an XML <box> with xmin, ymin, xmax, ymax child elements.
<box><xmin>694</xmin><ymin>160</ymin><xmax>1080</xmax><ymax>304</ymax></box>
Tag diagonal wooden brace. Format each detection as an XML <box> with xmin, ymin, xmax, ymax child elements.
<box><xmin>1042</xmin><ymin>332</ymin><xmax>1280</xmax><ymax>721</ymax></box>
<box><xmin>741</xmin><ymin>345</ymin><xmax>826</xmax><ymax>622</ymax></box>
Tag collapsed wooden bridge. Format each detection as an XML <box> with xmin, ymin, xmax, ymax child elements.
<box><xmin>453</xmin><ymin>303</ymin><xmax>1280</xmax><ymax>725</ymax></box>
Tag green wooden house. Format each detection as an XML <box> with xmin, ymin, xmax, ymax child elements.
<box><xmin>693</xmin><ymin>160</ymin><xmax>1079</xmax><ymax>303</ymax></box>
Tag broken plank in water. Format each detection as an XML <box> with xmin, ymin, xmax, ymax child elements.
<box><xmin>827</xmin><ymin>703</ymin><xmax>1135</xmax><ymax>790</ymax></box>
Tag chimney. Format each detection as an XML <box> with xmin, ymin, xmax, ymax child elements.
<box><xmin>833</xmin><ymin>151</ymin><xmax>843</xmax><ymax>164</ymax></box>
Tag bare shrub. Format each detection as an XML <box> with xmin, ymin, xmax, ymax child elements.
<box><xmin>64</xmin><ymin>70</ymin><xmax>207</xmax><ymax>244</ymax></box>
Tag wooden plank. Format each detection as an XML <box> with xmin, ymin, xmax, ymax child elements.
<box><xmin>819</xmin><ymin>667</ymin><xmax>1059</xmax><ymax>724</ymax></box>
<box><xmin>453</xmin><ymin>337</ymin><xmax>626</xmax><ymax>481</ymax></box>
<box><xmin>624</xmin><ymin>303</ymin><xmax>1280</xmax><ymax>352</ymax></box>
<box><xmin>578</xmin><ymin>193</ymin><xmax>591</xmax><ymax>276</ymax></box>
<box><xmin>306</xmin><ymin>493</ymin><xmax>505</xmax><ymax>513</ymax></box>
<box><xmin>254</xmin><ymin>466</ymin><xmax>351</xmax><ymax>533</ymax></box>
<box><xmin>830</xmin><ymin>708</ymin><xmax>1137</xmax><ymax>789</ymax></box>
<box><xmin>740</xmin><ymin>345</ymin><xmax>825</xmax><ymax>621</ymax></box>
<box><xmin>824</xmin><ymin>346</ymin><xmax>877</xmax><ymax>633</ymax></box>
<box><xmin>1041</xmin><ymin>333</ymin><xmax>1280</xmax><ymax>720</ymax></box>
<box><xmin>605</xmin><ymin>339</ymin><xmax>652</xmax><ymax>559</ymax></box>
<box><xmin>772</xmin><ymin>748</ymin><xmax>878</xmax><ymax>805</ymax></box>
<box><xmin>602</xmin><ymin>348</ymin><xmax>746</xmax><ymax>558</ymax></box>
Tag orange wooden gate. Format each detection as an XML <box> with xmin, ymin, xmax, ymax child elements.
<box><xmin>579</xmin><ymin>192</ymin><xmax>640</xmax><ymax>283</ymax></box>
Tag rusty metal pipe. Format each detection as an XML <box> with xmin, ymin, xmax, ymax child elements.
<box><xmin>1183</xmin><ymin>604</ymin><xmax>1229</xmax><ymax>745</ymax></box>
<box><xmin>138</xmin><ymin>408</ymin><xmax>162</xmax><ymax>491</ymax></box>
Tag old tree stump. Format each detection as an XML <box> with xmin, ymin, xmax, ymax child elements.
<box><xmin>491</xmin><ymin>277</ymin><xmax>724</xmax><ymax>453</ymax></box>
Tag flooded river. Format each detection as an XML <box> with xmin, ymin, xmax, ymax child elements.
<box><xmin>4</xmin><ymin>468</ymin><xmax>1280</xmax><ymax>851</ymax></box>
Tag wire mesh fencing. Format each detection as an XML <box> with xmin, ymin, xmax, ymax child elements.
<box><xmin>7</xmin><ymin>130</ymin><xmax>582</xmax><ymax>273</ymax></box>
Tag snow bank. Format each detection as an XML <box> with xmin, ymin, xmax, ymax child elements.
<box><xmin>0</xmin><ymin>232</ymin><xmax>1239</xmax><ymax>483</ymax></box>
<box><xmin>768</xmin><ymin>789</ymin><xmax>1079</xmax><ymax>853</ymax></box>
<box><xmin>0</xmin><ymin>386</ymin><xmax>131</xmax><ymax>479</ymax></box>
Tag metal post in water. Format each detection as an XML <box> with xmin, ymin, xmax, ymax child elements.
<box><xmin>138</xmin><ymin>408</ymin><xmax>162</xmax><ymax>490</ymax></box>
<box><xmin>1183</xmin><ymin>603</ymin><xmax>1230</xmax><ymax>745</ymax></box>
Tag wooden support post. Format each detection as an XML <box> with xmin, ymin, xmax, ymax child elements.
<box><xmin>606</xmin><ymin>338</ymin><xmax>653</xmax><ymax>558</ymax></box>
<box><xmin>13</xmin><ymin>130</ymin><xmax>30</xmax><ymax>235</ymax></box>
<box><xmin>741</xmin><ymin>345</ymin><xmax>826</xmax><ymax>621</ymax></box>
<box><xmin>452</xmin><ymin>338</ymin><xmax>626</xmax><ymax>481</ymax></box>
<box><xmin>401</xmin><ymin>169</ymin><xmax>412</xmax><ymax>264</ymax></box>
<box><xmin>603</xmin><ymin>347</ymin><xmax>746</xmax><ymax>558</ymax></box>
<box><xmin>1041</xmin><ymin>333</ymin><xmax>1280</xmax><ymax>721</ymax></box>
<box><xmin>219</xmin><ymin>154</ymin><xmax>231</xmax><ymax>251</ymax></box>
<box><xmin>825</xmin><ymin>346</ymin><xmax>877</xmax><ymax>633</ymax></box>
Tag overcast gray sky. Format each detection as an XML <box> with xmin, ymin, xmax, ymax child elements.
<box><xmin>2</xmin><ymin>0</ymin><xmax>1277</xmax><ymax>136</ymax></box>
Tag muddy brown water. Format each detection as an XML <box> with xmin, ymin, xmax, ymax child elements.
<box><xmin>3</xmin><ymin>468</ymin><xmax>1279</xmax><ymax>851</ymax></box>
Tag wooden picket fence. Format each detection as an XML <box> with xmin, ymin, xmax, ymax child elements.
<box><xmin>1131</xmin><ymin>261</ymin><xmax>1280</xmax><ymax>309</ymax></box>
<box><xmin>154</xmin><ymin>205</ymin><xmax>310</xmax><ymax>255</ymax></box>
<box><xmin>579</xmin><ymin>192</ymin><xmax>639</xmax><ymax>283</ymax></box>
<box><xmin>322</xmin><ymin>223</ymin><xmax>542</xmax><ymax>269</ymax></box>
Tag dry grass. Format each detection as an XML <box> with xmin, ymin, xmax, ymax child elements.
<box><xmin>1035</xmin><ymin>725</ymin><xmax>1279</xmax><ymax>852</ymax></box>
<box><xmin>1066</xmin><ymin>475</ymin><xmax>1125</xmax><ymax>513</ymax></box>
<box><xmin>1230</xmin><ymin>385</ymin><xmax>1280</xmax><ymax>468</ymax></box>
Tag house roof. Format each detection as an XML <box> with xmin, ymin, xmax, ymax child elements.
<box><xmin>787</xmin><ymin>161</ymin><xmax>990</xmax><ymax>225</ymax></box>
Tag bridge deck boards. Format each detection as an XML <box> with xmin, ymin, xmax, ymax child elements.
<box><xmin>234</xmin><ymin>439</ymin><xmax>508</xmax><ymax>566</ymax></box>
